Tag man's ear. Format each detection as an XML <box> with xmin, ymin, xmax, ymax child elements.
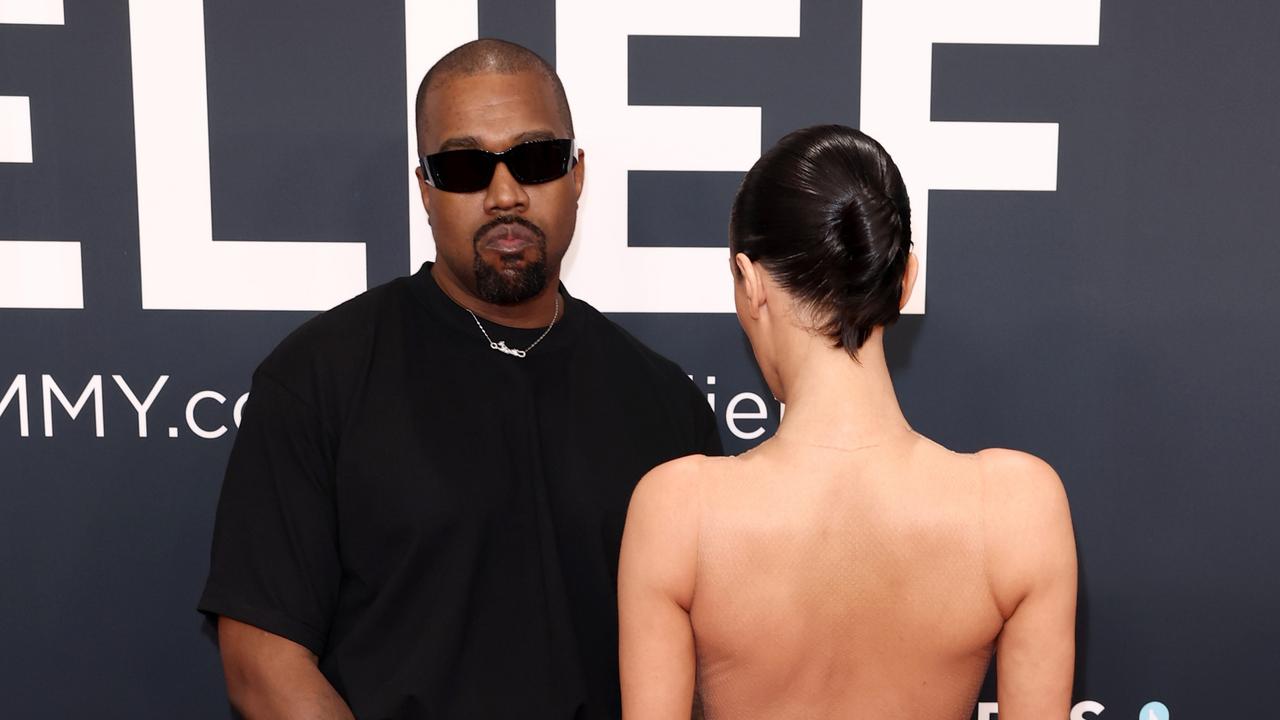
<box><xmin>572</xmin><ymin>148</ymin><xmax>586</xmax><ymax>200</ymax></box>
<box><xmin>899</xmin><ymin>251</ymin><xmax>920</xmax><ymax>310</ymax></box>
<box><xmin>735</xmin><ymin>253</ymin><xmax>767</xmax><ymax>320</ymax></box>
<box><xmin>415</xmin><ymin>165</ymin><xmax>432</xmax><ymax>218</ymax></box>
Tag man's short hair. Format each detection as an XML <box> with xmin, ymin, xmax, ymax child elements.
<box><xmin>414</xmin><ymin>38</ymin><xmax>575</xmax><ymax>151</ymax></box>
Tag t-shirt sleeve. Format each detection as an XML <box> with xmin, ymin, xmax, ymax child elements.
<box><xmin>688</xmin><ymin>378</ymin><xmax>724</xmax><ymax>458</ymax></box>
<box><xmin>698</xmin><ymin>408</ymin><xmax>724</xmax><ymax>457</ymax></box>
<box><xmin>197</xmin><ymin>370</ymin><xmax>341</xmax><ymax>656</ymax></box>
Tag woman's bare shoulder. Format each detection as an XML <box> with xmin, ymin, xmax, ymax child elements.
<box><xmin>973</xmin><ymin>448</ymin><xmax>1075</xmax><ymax>616</ymax></box>
<box><xmin>633</xmin><ymin>452</ymin><xmax>750</xmax><ymax>502</ymax></box>
<box><xmin>974</xmin><ymin>448</ymin><xmax>1067</xmax><ymax>509</ymax></box>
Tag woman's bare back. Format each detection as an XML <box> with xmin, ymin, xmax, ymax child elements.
<box><xmin>618</xmin><ymin>431</ymin><xmax>1074</xmax><ymax>720</ymax></box>
<box><xmin>689</xmin><ymin>435</ymin><xmax>1007</xmax><ymax>719</ymax></box>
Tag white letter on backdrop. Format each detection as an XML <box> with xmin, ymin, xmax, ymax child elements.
<box><xmin>1071</xmin><ymin>700</ymin><xmax>1106</xmax><ymax>720</ymax></box>
<box><xmin>556</xmin><ymin>0</ymin><xmax>801</xmax><ymax>312</ymax></box>
<box><xmin>0</xmin><ymin>1</ymin><xmax>83</xmax><ymax>309</ymax></box>
<box><xmin>860</xmin><ymin>0</ymin><xmax>1101</xmax><ymax>313</ymax></box>
<box><xmin>128</xmin><ymin>0</ymin><xmax>366</xmax><ymax>310</ymax></box>
<box><xmin>404</xmin><ymin>0</ymin><xmax>479</xmax><ymax>272</ymax></box>
<box><xmin>42</xmin><ymin>374</ymin><xmax>104</xmax><ymax>438</ymax></box>
<box><xmin>0</xmin><ymin>374</ymin><xmax>31</xmax><ymax>437</ymax></box>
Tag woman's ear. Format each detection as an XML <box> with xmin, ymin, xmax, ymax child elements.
<box><xmin>735</xmin><ymin>253</ymin><xmax>767</xmax><ymax>319</ymax></box>
<box><xmin>899</xmin><ymin>252</ymin><xmax>920</xmax><ymax>310</ymax></box>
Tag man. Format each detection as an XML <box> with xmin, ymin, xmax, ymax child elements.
<box><xmin>199</xmin><ymin>39</ymin><xmax>721</xmax><ymax>719</ymax></box>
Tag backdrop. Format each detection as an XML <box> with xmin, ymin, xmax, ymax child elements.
<box><xmin>2</xmin><ymin>1</ymin><xmax>1277</xmax><ymax>717</ymax></box>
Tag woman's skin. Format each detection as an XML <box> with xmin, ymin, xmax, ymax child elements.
<box><xmin>618</xmin><ymin>253</ymin><xmax>1077</xmax><ymax>720</ymax></box>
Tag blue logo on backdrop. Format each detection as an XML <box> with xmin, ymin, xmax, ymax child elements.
<box><xmin>1139</xmin><ymin>702</ymin><xmax>1170</xmax><ymax>720</ymax></box>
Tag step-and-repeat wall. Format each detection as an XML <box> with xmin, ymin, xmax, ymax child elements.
<box><xmin>2</xmin><ymin>1</ymin><xmax>1276</xmax><ymax>717</ymax></box>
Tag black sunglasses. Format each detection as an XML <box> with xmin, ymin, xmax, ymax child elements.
<box><xmin>419</xmin><ymin>138</ymin><xmax>578</xmax><ymax>193</ymax></box>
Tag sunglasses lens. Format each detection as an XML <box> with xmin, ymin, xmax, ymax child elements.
<box><xmin>427</xmin><ymin>150</ymin><xmax>497</xmax><ymax>193</ymax></box>
<box><xmin>505</xmin><ymin>139</ymin><xmax>574</xmax><ymax>184</ymax></box>
<box><xmin>423</xmin><ymin>139</ymin><xmax>574</xmax><ymax>192</ymax></box>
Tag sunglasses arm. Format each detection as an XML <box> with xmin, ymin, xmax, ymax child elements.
<box><xmin>418</xmin><ymin>157</ymin><xmax>439</xmax><ymax>188</ymax></box>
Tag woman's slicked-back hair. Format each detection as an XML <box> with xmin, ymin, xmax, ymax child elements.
<box><xmin>730</xmin><ymin>125</ymin><xmax>912</xmax><ymax>356</ymax></box>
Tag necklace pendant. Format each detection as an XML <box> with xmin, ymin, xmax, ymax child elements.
<box><xmin>468</xmin><ymin>295</ymin><xmax>558</xmax><ymax>359</ymax></box>
<box><xmin>492</xmin><ymin>340</ymin><xmax>526</xmax><ymax>358</ymax></box>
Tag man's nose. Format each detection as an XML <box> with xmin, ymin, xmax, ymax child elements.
<box><xmin>483</xmin><ymin>161</ymin><xmax>530</xmax><ymax>214</ymax></box>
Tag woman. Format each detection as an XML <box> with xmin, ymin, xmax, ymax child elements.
<box><xmin>618</xmin><ymin>125</ymin><xmax>1077</xmax><ymax>719</ymax></box>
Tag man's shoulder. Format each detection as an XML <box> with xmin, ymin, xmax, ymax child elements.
<box><xmin>572</xmin><ymin>298</ymin><xmax>688</xmax><ymax>383</ymax></box>
<box><xmin>256</xmin><ymin>274</ymin><xmax>412</xmax><ymax>388</ymax></box>
<box><xmin>570</xmin><ymin>296</ymin><xmax>722</xmax><ymax>454</ymax></box>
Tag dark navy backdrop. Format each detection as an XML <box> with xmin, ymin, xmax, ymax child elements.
<box><xmin>2</xmin><ymin>1</ymin><xmax>1277</xmax><ymax>717</ymax></box>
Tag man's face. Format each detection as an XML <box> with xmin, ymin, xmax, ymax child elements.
<box><xmin>417</xmin><ymin>71</ymin><xmax>584</xmax><ymax>306</ymax></box>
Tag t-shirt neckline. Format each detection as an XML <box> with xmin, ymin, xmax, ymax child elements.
<box><xmin>408</xmin><ymin>261</ymin><xmax>584</xmax><ymax>356</ymax></box>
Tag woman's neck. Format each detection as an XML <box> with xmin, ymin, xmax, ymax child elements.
<box><xmin>772</xmin><ymin>330</ymin><xmax>913</xmax><ymax>449</ymax></box>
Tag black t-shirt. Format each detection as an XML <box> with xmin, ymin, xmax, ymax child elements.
<box><xmin>198</xmin><ymin>263</ymin><xmax>721</xmax><ymax>719</ymax></box>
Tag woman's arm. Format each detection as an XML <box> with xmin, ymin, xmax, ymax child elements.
<box><xmin>618</xmin><ymin>456</ymin><xmax>704</xmax><ymax>720</ymax></box>
<box><xmin>981</xmin><ymin>449</ymin><xmax>1078</xmax><ymax>720</ymax></box>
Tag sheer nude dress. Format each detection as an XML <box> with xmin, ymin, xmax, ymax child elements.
<box><xmin>688</xmin><ymin>437</ymin><xmax>1005</xmax><ymax>720</ymax></box>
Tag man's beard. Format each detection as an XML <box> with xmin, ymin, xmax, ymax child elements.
<box><xmin>472</xmin><ymin>216</ymin><xmax>550</xmax><ymax>305</ymax></box>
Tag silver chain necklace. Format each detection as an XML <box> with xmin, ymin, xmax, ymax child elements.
<box><xmin>464</xmin><ymin>295</ymin><xmax>560</xmax><ymax>358</ymax></box>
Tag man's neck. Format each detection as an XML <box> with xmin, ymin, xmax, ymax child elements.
<box><xmin>431</xmin><ymin>262</ymin><xmax>562</xmax><ymax>328</ymax></box>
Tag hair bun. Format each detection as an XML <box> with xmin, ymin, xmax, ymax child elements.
<box><xmin>730</xmin><ymin>125</ymin><xmax>912</xmax><ymax>356</ymax></box>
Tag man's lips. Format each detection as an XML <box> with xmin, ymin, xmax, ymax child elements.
<box><xmin>480</xmin><ymin>224</ymin><xmax>537</xmax><ymax>254</ymax></box>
